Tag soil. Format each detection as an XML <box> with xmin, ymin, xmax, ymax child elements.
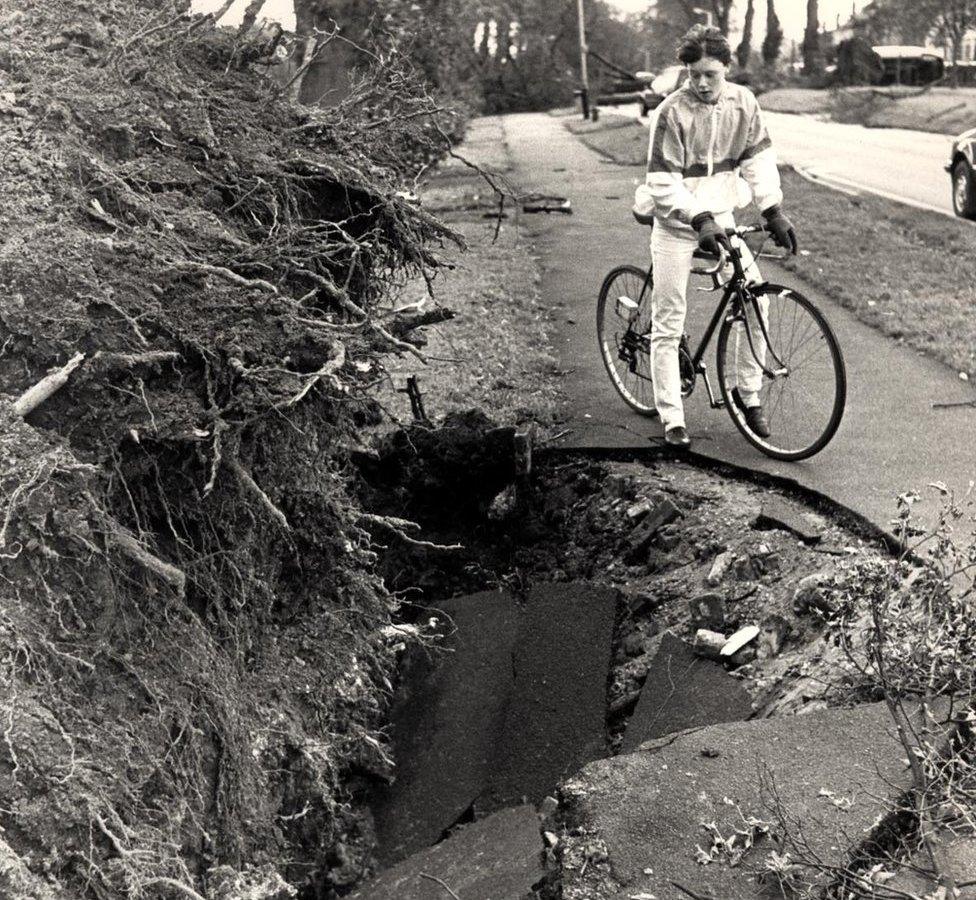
<box><xmin>0</xmin><ymin>2</ymin><xmax>464</xmax><ymax>897</ymax></box>
<box><xmin>360</xmin><ymin>414</ymin><xmax>888</xmax><ymax>728</ymax></box>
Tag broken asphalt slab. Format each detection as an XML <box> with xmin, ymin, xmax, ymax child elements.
<box><xmin>349</xmin><ymin>805</ymin><xmax>544</xmax><ymax>900</ymax></box>
<box><xmin>621</xmin><ymin>632</ymin><xmax>753</xmax><ymax>752</ymax></box>
<box><xmin>889</xmin><ymin>835</ymin><xmax>976</xmax><ymax>897</ymax></box>
<box><xmin>480</xmin><ymin>582</ymin><xmax>619</xmax><ymax>811</ymax></box>
<box><xmin>560</xmin><ymin>702</ymin><xmax>919</xmax><ymax>900</ymax></box>
<box><xmin>753</xmin><ymin>495</ymin><xmax>824</xmax><ymax>544</ymax></box>
<box><xmin>372</xmin><ymin>590</ymin><xmax>520</xmax><ymax>865</ymax></box>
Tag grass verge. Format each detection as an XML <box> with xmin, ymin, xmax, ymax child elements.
<box><xmin>761</xmin><ymin>85</ymin><xmax>976</xmax><ymax>135</ymax></box>
<box><xmin>380</xmin><ymin>118</ymin><xmax>564</xmax><ymax>429</ymax></box>
<box><xmin>562</xmin><ymin>111</ymin><xmax>976</xmax><ymax>378</ymax></box>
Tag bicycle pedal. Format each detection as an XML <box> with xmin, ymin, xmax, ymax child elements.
<box><xmin>615</xmin><ymin>295</ymin><xmax>639</xmax><ymax>319</ymax></box>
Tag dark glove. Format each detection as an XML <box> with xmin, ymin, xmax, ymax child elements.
<box><xmin>762</xmin><ymin>205</ymin><xmax>797</xmax><ymax>254</ymax></box>
<box><xmin>691</xmin><ymin>212</ymin><xmax>732</xmax><ymax>257</ymax></box>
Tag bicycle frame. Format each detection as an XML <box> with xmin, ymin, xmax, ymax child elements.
<box><xmin>631</xmin><ymin>234</ymin><xmax>789</xmax><ymax>410</ymax></box>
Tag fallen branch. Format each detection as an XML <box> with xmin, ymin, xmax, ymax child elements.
<box><xmin>387</xmin><ymin>306</ymin><xmax>456</xmax><ymax>337</ymax></box>
<box><xmin>13</xmin><ymin>352</ymin><xmax>86</xmax><ymax>417</ymax></box>
<box><xmin>227</xmin><ymin>457</ymin><xmax>290</xmax><ymax>531</ymax></box>
<box><xmin>103</xmin><ymin>521</ymin><xmax>186</xmax><ymax>597</ymax></box>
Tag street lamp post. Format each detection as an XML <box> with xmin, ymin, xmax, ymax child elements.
<box><xmin>577</xmin><ymin>0</ymin><xmax>591</xmax><ymax>119</ymax></box>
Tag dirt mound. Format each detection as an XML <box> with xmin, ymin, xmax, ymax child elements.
<box><xmin>0</xmin><ymin>1</ymin><xmax>460</xmax><ymax>896</ymax></box>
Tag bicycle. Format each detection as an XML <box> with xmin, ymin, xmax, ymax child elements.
<box><xmin>596</xmin><ymin>222</ymin><xmax>846</xmax><ymax>461</ymax></box>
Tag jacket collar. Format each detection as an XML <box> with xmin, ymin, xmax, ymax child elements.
<box><xmin>682</xmin><ymin>81</ymin><xmax>728</xmax><ymax>107</ymax></box>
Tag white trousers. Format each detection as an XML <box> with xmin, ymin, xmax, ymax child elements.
<box><xmin>649</xmin><ymin>214</ymin><xmax>767</xmax><ymax>430</ymax></box>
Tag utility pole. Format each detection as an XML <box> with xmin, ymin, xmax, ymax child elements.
<box><xmin>577</xmin><ymin>0</ymin><xmax>590</xmax><ymax>119</ymax></box>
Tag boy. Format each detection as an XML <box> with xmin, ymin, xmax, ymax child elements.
<box><xmin>634</xmin><ymin>25</ymin><xmax>797</xmax><ymax>448</ymax></box>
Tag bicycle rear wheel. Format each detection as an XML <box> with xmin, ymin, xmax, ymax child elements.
<box><xmin>716</xmin><ymin>284</ymin><xmax>846</xmax><ymax>461</ymax></box>
<box><xmin>596</xmin><ymin>265</ymin><xmax>658</xmax><ymax>416</ymax></box>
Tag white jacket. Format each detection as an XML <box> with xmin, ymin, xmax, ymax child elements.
<box><xmin>634</xmin><ymin>81</ymin><xmax>782</xmax><ymax>227</ymax></box>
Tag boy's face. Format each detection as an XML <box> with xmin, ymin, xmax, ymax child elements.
<box><xmin>687</xmin><ymin>56</ymin><xmax>728</xmax><ymax>102</ymax></box>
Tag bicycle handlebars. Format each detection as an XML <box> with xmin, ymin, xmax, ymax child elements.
<box><xmin>629</xmin><ymin>216</ymin><xmax>781</xmax><ymax>276</ymax></box>
<box><xmin>689</xmin><ymin>224</ymin><xmax>774</xmax><ymax>276</ymax></box>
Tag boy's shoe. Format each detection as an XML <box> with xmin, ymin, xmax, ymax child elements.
<box><xmin>664</xmin><ymin>425</ymin><xmax>691</xmax><ymax>448</ymax></box>
<box><xmin>731</xmin><ymin>387</ymin><xmax>771</xmax><ymax>438</ymax></box>
<box><xmin>743</xmin><ymin>406</ymin><xmax>771</xmax><ymax>438</ymax></box>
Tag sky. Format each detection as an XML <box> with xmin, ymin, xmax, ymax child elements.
<box><xmin>192</xmin><ymin>0</ymin><xmax>874</xmax><ymax>45</ymax></box>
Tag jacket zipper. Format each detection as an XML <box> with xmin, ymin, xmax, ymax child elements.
<box><xmin>707</xmin><ymin>101</ymin><xmax>719</xmax><ymax>176</ymax></box>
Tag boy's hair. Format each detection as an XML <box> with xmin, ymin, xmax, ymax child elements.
<box><xmin>677</xmin><ymin>24</ymin><xmax>732</xmax><ymax>66</ymax></box>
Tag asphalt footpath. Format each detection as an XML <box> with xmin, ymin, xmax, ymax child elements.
<box><xmin>500</xmin><ymin>111</ymin><xmax>976</xmax><ymax>537</ymax></box>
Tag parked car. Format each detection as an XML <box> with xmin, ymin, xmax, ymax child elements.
<box><xmin>596</xmin><ymin>73</ymin><xmax>654</xmax><ymax>109</ymax></box>
<box><xmin>947</xmin><ymin>127</ymin><xmax>976</xmax><ymax>219</ymax></box>
<box><xmin>639</xmin><ymin>65</ymin><xmax>687</xmax><ymax>116</ymax></box>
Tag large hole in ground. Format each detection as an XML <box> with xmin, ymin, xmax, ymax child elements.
<box><xmin>340</xmin><ymin>411</ymin><xmax>900</xmax><ymax>898</ymax></box>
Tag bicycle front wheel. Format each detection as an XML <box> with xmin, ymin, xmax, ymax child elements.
<box><xmin>596</xmin><ymin>265</ymin><xmax>657</xmax><ymax>416</ymax></box>
<box><xmin>716</xmin><ymin>284</ymin><xmax>846</xmax><ymax>461</ymax></box>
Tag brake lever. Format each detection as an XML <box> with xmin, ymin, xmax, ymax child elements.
<box><xmin>690</xmin><ymin>246</ymin><xmax>728</xmax><ymax>277</ymax></box>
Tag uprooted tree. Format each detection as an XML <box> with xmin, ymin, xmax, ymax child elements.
<box><xmin>0</xmin><ymin>0</ymin><xmax>466</xmax><ymax>897</ymax></box>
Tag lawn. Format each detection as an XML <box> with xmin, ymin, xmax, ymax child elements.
<box><xmin>379</xmin><ymin>117</ymin><xmax>564</xmax><ymax>429</ymax></box>
<box><xmin>761</xmin><ymin>86</ymin><xmax>976</xmax><ymax>135</ymax></box>
<box><xmin>563</xmin><ymin>112</ymin><xmax>976</xmax><ymax>379</ymax></box>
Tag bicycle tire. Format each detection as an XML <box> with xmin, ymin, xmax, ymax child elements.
<box><xmin>716</xmin><ymin>284</ymin><xmax>846</xmax><ymax>461</ymax></box>
<box><xmin>596</xmin><ymin>264</ymin><xmax>658</xmax><ymax>417</ymax></box>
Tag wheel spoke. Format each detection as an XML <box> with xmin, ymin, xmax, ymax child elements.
<box><xmin>597</xmin><ymin>267</ymin><xmax>658</xmax><ymax>416</ymax></box>
<box><xmin>718</xmin><ymin>287</ymin><xmax>845</xmax><ymax>459</ymax></box>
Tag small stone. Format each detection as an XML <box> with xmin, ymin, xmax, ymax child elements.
<box><xmin>700</xmin><ymin>747</ymin><xmax>721</xmax><ymax>758</ymax></box>
<box><xmin>606</xmin><ymin>474</ymin><xmax>634</xmax><ymax>499</ymax></box>
<box><xmin>626</xmin><ymin>498</ymin><xmax>654</xmax><ymax>521</ymax></box>
<box><xmin>645</xmin><ymin>547</ymin><xmax>670</xmax><ymax>574</ymax></box>
<box><xmin>689</xmin><ymin>592</ymin><xmax>726</xmax><ymax>630</ymax></box>
<box><xmin>609</xmin><ymin>689</ymin><xmax>642</xmax><ymax>715</ymax></box>
<box><xmin>656</xmin><ymin>532</ymin><xmax>681</xmax><ymax>552</ymax></box>
<box><xmin>705</xmin><ymin>549</ymin><xmax>735</xmax><ymax>586</ymax></box>
<box><xmin>488</xmin><ymin>483</ymin><xmax>518</xmax><ymax>520</ymax></box>
<box><xmin>728</xmin><ymin>646</ymin><xmax>757</xmax><ymax>667</ymax></box>
<box><xmin>625</xmin><ymin>592</ymin><xmax>657</xmax><ymax>615</ymax></box>
<box><xmin>543</xmin><ymin>830</ymin><xmax>559</xmax><ymax>848</ymax></box>
<box><xmin>538</xmin><ymin>796</ymin><xmax>559</xmax><ymax>821</ymax></box>
<box><xmin>693</xmin><ymin>628</ymin><xmax>728</xmax><ymax>660</ymax></box>
<box><xmin>622</xmin><ymin>631</ymin><xmax>645</xmax><ymax>658</ymax></box>
<box><xmin>733</xmin><ymin>553</ymin><xmax>759</xmax><ymax>581</ymax></box>
<box><xmin>720</xmin><ymin>625</ymin><xmax>760</xmax><ymax>657</ymax></box>
<box><xmin>623</xmin><ymin>497</ymin><xmax>683</xmax><ymax>564</ymax></box>
<box><xmin>793</xmin><ymin>573</ymin><xmax>833</xmax><ymax>615</ymax></box>
<box><xmin>758</xmin><ymin>615</ymin><xmax>790</xmax><ymax>658</ymax></box>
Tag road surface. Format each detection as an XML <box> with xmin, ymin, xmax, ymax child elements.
<box><xmin>617</xmin><ymin>102</ymin><xmax>959</xmax><ymax>218</ymax></box>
